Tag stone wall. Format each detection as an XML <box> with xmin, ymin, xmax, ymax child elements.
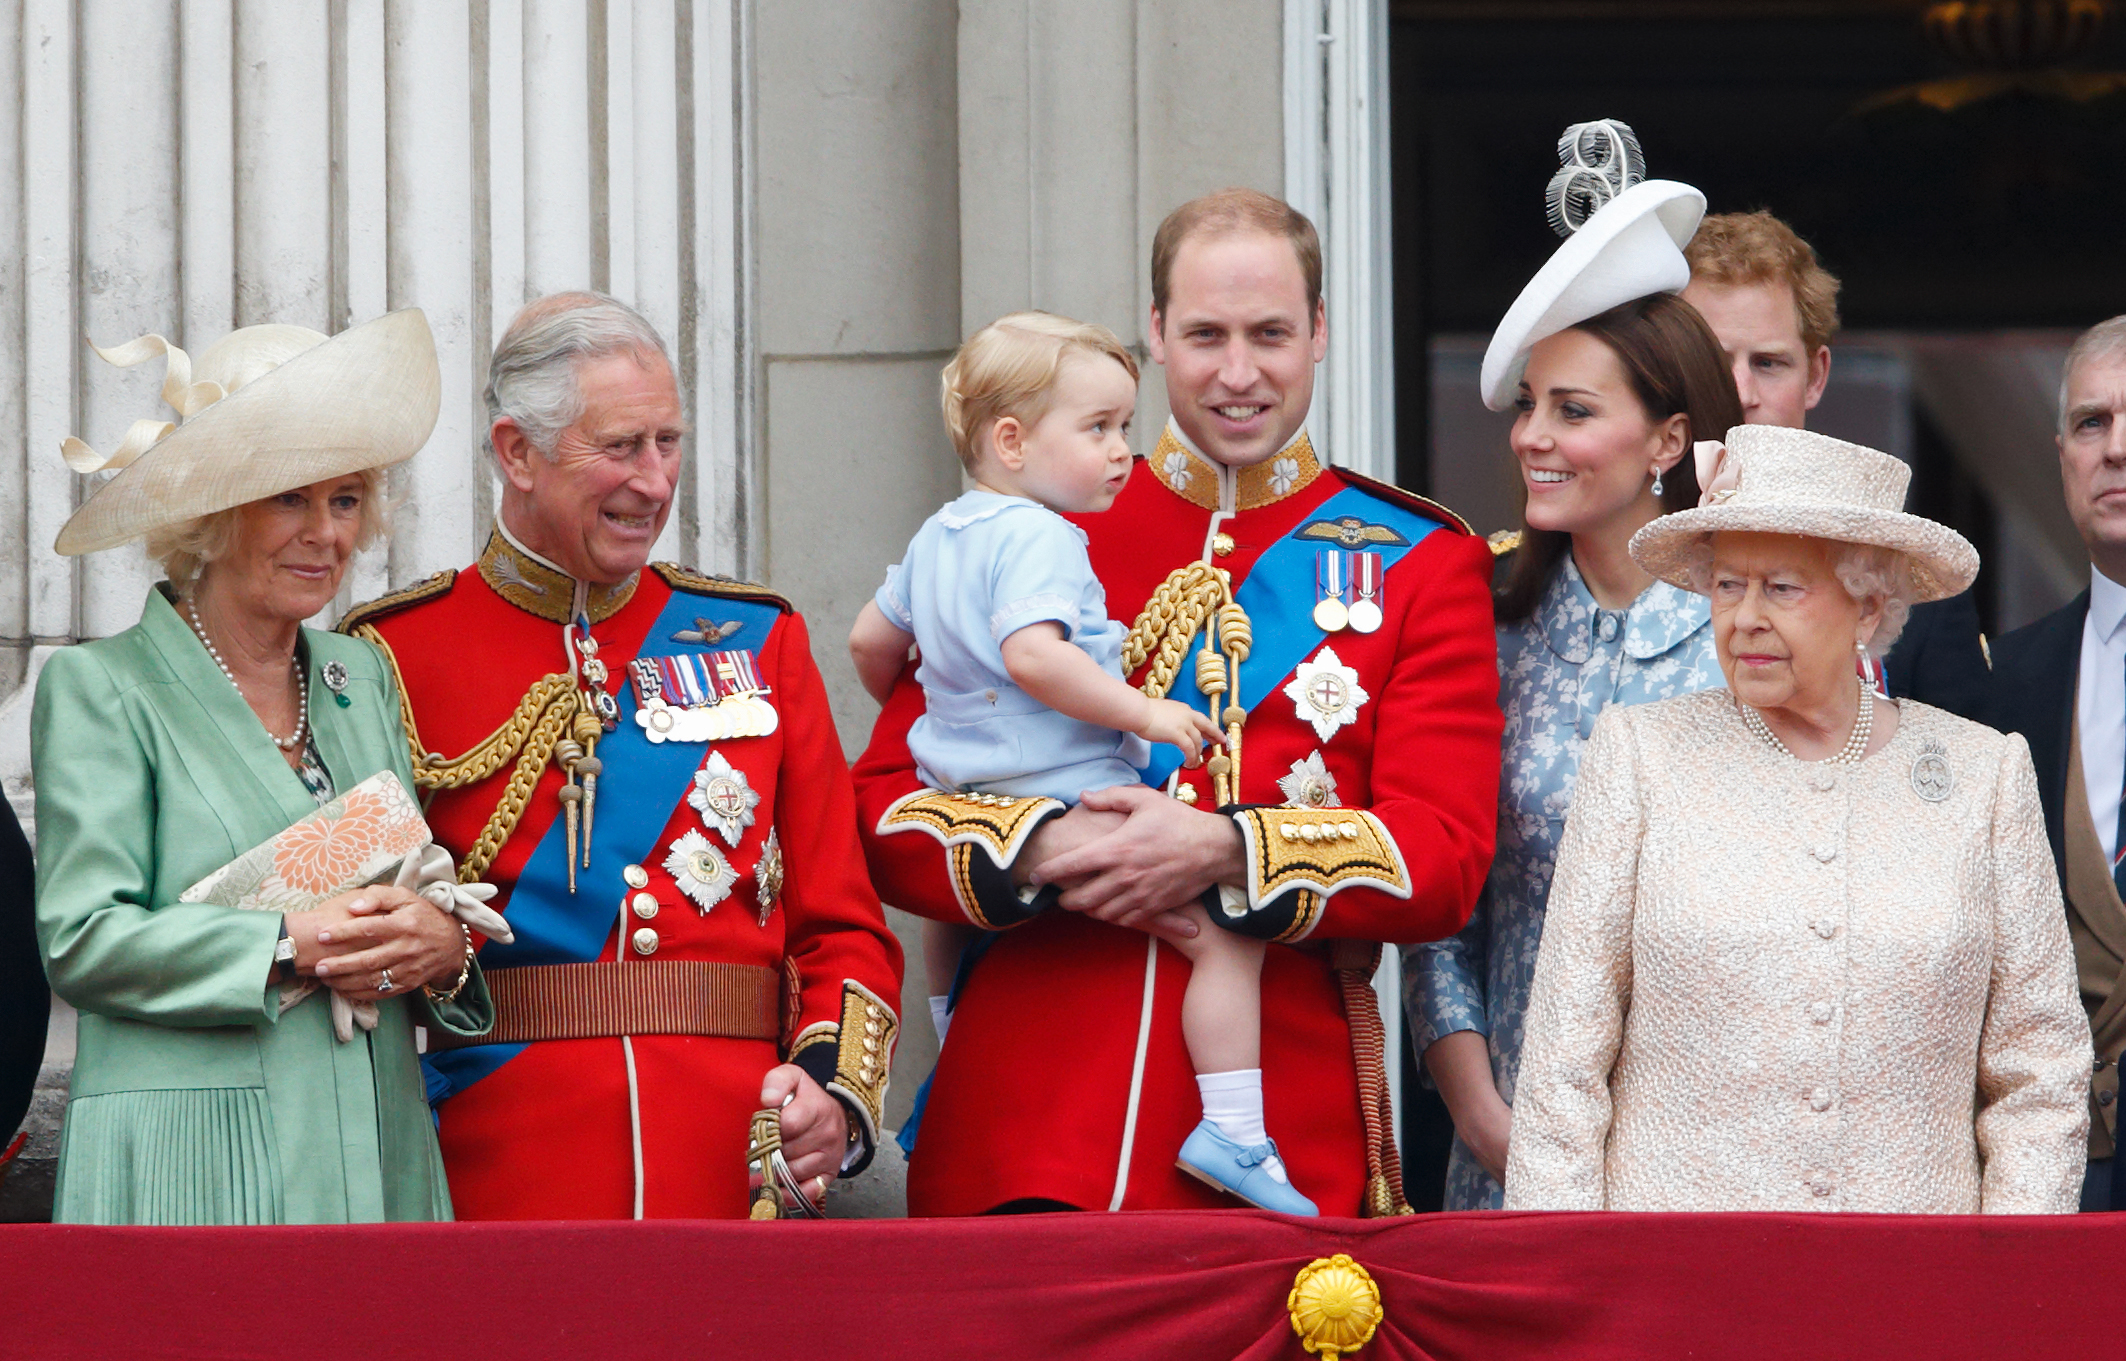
<box><xmin>0</xmin><ymin>0</ymin><xmax>1293</xmax><ymax>1221</ymax></box>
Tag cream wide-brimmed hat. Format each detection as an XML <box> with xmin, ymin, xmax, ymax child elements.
<box><xmin>1629</xmin><ymin>425</ymin><xmax>1979</xmax><ymax>603</ymax></box>
<box><xmin>53</xmin><ymin>308</ymin><xmax>439</xmax><ymax>555</ymax></box>
<box><xmin>1479</xmin><ymin>119</ymin><xmax>1704</xmax><ymax>412</ymax></box>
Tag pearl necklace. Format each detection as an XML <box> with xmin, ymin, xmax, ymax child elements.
<box><xmin>184</xmin><ymin>604</ymin><xmax>308</xmax><ymax>752</ymax></box>
<box><xmin>1739</xmin><ymin>675</ymin><xmax>1875</xmax><ymax>767</ymax></box>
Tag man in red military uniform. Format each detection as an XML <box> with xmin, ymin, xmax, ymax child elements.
<box><xmin>345</xmin><ymin>293</ymin><xmax>902</xmax><ymax>1219</ymax></box>
<box><xmin>854</xmin><ymin>190</ymin><xmax>1501</xmax><ymax>1216</ymax></box>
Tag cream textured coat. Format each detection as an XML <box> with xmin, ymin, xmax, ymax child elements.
<box><xmin>1505</xmin><ymin>691</ymin><xmax>2090</xmax><ymax>1214</ymax></box>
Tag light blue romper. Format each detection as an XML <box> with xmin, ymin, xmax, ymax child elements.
<box><xmin>875</xmin><ymin>491</ymin><xmax>1149</xmax><ymax>803</ymax></box>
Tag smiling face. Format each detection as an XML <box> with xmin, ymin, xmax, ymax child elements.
<box><xmin>2059</xmin><ymin>351</ymin><xmax>2126</xmax><ymax>583</ymax></box>
<box><xmin>984</xmin><ymin>351</ymin><xmax>1138</xmax><ymax>513</ymax></box>
<box><xmin>497</xmin><ymin>349</ymin><xmax>684</xmax><ymax>584</ymax></box>
<box><xmin>1148</xmin><ymin>230</ymin><xmax>1326</xmax><ymax>468</ymax></box>
<box><xmin>1512</xmin><ymin>328</ymin><xmax>1687</xmax><ymax>539</ymax></box>
<box><xmin>1709</xmin><ymin>531</ymin><xmax>1878</xmax><ymax>716</ymax></box>
<box><xmin>1680</xmin><ymin>278</ymin><xmax>1829</xmax><ymax>430</ymax></box>
<box><xmin>209</xmin><ymin>474</ymin><xmax>370</xmax><ymax>625</ymax></box>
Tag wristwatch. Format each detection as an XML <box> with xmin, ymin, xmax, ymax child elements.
<box><xmin>272</xmin><ymin>920</ymin><xmax>297</xmax><ymax>983</ymax></box>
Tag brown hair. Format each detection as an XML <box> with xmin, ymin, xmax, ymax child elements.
<box><xmin>940</xmin><ymin>311</ymin><xmax>1139</xmax><ymax>473</ymax></box>
<box><xmin>1496</xmin><ymin>293</ymin><xmax>1745</xmax><ymax>622</ymax></box>
<box><xmin>1150</xmin><ymin>188</ymin><xmax>1323</xmax><ymax>324</ymax></box>
<box><xmin>1683</xmin><ymin>210</ymin><xmax>1842</xmax><ymax>354</ymax></box>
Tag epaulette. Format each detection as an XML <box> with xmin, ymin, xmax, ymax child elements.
<box><xmin>651</xmin><ymin>562</ymin><xmax>792</xmax><ymax>613</ymax></box>
<box><xmin>335</xmin><ymin>569</ymin><xmax>457</xmax><ymax>634</ymax></box>
<box><xmin>1335</xmin><ymin>469</ymin><xmax>1474</xmax><ymax>536</ymax></box>
<box><xmin>1487</xmin><ymin>529</ymin><xmax>1522</xmax><ymax>559</ymax></box>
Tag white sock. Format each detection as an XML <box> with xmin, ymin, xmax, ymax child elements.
<box><xmin>928</xmin><ymin>994</ymin><xmax>952</xmax><ymax>1045</ymax></box>
<box><xmin>1196</xmin><ymin>1068</ymin><xmax>1287</xmax><ymax>1184</ymax></box>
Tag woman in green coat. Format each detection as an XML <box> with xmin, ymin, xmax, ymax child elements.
<box><xmin>31</xmin><ymin>310</ymin><xmax>492</xmax><ymax>1224</ymax></box>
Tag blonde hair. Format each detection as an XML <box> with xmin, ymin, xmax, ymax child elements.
<box><xmin>1684</xmin><ymin>210</ymin><xmax>1842</xmax><ymax>354</ymax></box>
<box><xmin>940</xmin><ymin>311</ymin><xmax>1139</xmax><ymax>472</ymax></box>
<box><xmin>146</xmin><ymin>467</ymin><xmax>392</xmax><ymax>599</ymax></box>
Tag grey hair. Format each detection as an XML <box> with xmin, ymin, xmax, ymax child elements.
<box><xmin>484</xmin><ymin>292</ymin><xmax>673</xmax><ymax>456</ymax></box>
<box><xmin>145</xmin><ymin>466</ymin><xmax>392</xmax><ymax>599</ymax></box>
<box><xmin>2059</xmin><ymin>314</ymin><xmax>2126</xmax><ymax>436</ymax></box>
<box><xmin>1678</xmin><ymin>533</ymin><xmax>1916</xmax><ymax>657</ymax></box>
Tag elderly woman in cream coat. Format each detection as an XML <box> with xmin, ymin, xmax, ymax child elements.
<box><xmin>1504</xmin><ymin>425</ymin><xmax>2090</xmax><ymax>1214</ymax></box>
<box><xmin>31</xmin><ymin>313</ymin><xmax>495</xmax><ymax>1224</ymax></box>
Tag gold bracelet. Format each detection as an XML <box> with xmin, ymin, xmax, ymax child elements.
<box><xmin>424</xmin><ymin>927</ymin><xmax>475</xmax><ymax>1005</ymax></box>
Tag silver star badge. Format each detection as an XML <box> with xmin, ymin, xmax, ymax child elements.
<box><xmin>665</xmin><ymin>829</ymin><xmax>737</xmax><ymax>914</ymax></box>
<box><xmin>755</xmin><ymin>827</ymin><xmax>784</xmax><ymax>927</ymax></box>
<box><xmin>688</xmin><ymin>749</ymin><xmax>761</xmax><ymax>847</ymax></box>
<box><xmin>1277</xmin><ymin>751</ymin><xmax>1342</xmax><ymax>808</ymax></box>
<box><xmin>1284</xmin><ymin>646</ymin><xmax>1369</xmax><ymax>743</ymax></box>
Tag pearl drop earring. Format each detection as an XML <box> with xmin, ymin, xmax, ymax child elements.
<box><xmin>1650</xmin><ymin>467</ymin><xmax>1664</xmax><ymax>498</ymax></box>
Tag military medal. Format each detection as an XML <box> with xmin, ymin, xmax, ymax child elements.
<box><xmin>665</xmin><ymin>829</ymin><xmax>737</xmax><ymax>913</ymax></box>
<box><xmin>630</xmin><ymin>649</ymin><xmax>778</xmax><ymax>744</ymax></box>
<box><xmin>689</xmin><ymin>749</ymin><xmax>762</xmax><ymax>846</ymax></box>
<box><xmin>1312</xmin><ymin>550</ymin><xmax>1350</xmax><ymax>633</ymax></box>
<box><xmin>755</xmin><ymin>827</ymin><xmax>784</xmax><ymax>927</ymax></box>
<box><xmin>1347</xmin><ymin>553</ymin><xmax>1384</xmax><ymax>634</ymax></box>
<box><xmin>1276</xmin><ymin>751</ymin><xmax>1342</xmax><ymax>808</ymax></box>
<box><xmin>1284</xmin><ymin>646</ymin><xmax>1369</xmax><ymax>742</ymax></box>
<box><xmin>320</xmin><ymin>659</ymin><xmax>352</xmax><ymax>708</ymax></box>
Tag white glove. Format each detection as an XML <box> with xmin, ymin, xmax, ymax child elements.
<box><xmin>394</xmin><ymin>843</ymin><xmax>515</xmax><ymax>945</ymax></box>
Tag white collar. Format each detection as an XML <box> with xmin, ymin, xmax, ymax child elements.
<box><xmin>2094</xmin><ymin>565</ymin><xmax>2126</xmax><ymax>645</ymax></box>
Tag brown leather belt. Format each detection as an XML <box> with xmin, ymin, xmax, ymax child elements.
<box><xmin>426</xmin><ymin>961</ymin><xmax>781</xmax><ymax>1051</ymax></box>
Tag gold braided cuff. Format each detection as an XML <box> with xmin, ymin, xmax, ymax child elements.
<box><xmin>789</xmin><ymin>981</ymin><xmax>897</xmax><ymax>1147</ymax></box>
<box><xmin>876</xmin><ymin>789</ymin><xmax>1064</xmax><ymax>867</ymax></box>
<box><xmin>1231</xmin><ymin>808</ymin><xmax>1411</xmax><ymax>916</ymax></box>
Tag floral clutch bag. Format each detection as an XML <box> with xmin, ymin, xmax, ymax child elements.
<box><xmin>179</xmin><ymin>769</ymin><xmax>433</xmax><ymax>1016</ymax></box>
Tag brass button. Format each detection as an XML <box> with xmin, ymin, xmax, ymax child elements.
<box><xmin>632</xmin><ymin>927</ymin><xmax>659</xmax><ymax>956</ymax></box>
<box><xmin>1174</xmin><ymin>783</ymin><xmax>1199</xmax><ymax>805</ymax></box>
<box><xmin>1212</xmin><ymin>531</ymin><xmax>1236</xmax><ymax>557</ymax></box>
<box><xmin>623</xmin><ymin>864</ymin><xmax>649</xmax><ymax>890</ymax></box>
<box><xmin>631</xmin><ymin>892</ymin><xmax>659</xmax><ymax>920</ymax></box>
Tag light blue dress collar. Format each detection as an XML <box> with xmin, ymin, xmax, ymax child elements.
<box><xmin>1539</xmin><ymin>551</ymin><xmax>1710</xmax><ymax>664</ymax></box>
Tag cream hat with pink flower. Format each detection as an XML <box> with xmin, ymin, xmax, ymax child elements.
<box><xmin>1628</xmin><ymin>425</ymin><xmax>1979</xmax><ymax>603</ymax></box>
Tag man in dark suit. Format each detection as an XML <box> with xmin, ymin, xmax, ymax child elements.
<box><xmin>1683</xmin><ymin>211</ymin><xmax>1991</xmax><ymax>717</ymax></box>
<box><xmin>1984</xmin><ymin>315</ymin><xmax>2126</xmax><ymax>1211</ymax></box>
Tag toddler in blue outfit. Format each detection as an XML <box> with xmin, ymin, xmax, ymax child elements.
<box><xmin>850</xmin><ymin>312</ymin><xmax>1316</xmax><ymax>1214</ymax></box>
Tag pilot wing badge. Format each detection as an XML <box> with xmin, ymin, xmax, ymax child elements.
<box><xmin>1295</xmin><ymin>515</ymin><xmax>1411</xmax><ymax>549</ymax></box>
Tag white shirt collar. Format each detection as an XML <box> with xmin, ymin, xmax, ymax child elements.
<box><xmin>2092</xmin><ymin>564</ymin><xmax>2126</xmax><ymax>645</ymax></box>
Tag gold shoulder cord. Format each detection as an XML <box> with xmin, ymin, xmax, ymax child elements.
<box><xmin>351</xmin><ymin>621</ymin><xmax>580</xmax><ymax>884</ymax></box>
<box><xmin>1121</xmin><ymin>562</ymin><xmax>1253</xmax><ymax>806</ymax></box>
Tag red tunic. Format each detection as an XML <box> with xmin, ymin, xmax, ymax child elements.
<box><xmin>854</xmin><ymin>430</ymin><xmax>1500</xmax><ymax>1216</ymax></box>
<box><xmin>348</xmin><ymin>532</ymin><xmax>903</xmax><ymax>1220</ymax></box>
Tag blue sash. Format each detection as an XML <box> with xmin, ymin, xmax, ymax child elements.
<box><xmin>1137</xmin><ymin>485</ymin><xmax>1442</xmax><ymax>789</ymax></box>
<box><xmin>423</xmin><ymin>588</ymin><xmax>785</xmax><ymax>1102</ymax></box>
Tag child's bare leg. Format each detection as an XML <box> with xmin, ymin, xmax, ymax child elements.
<box><xmin>1166</xmin><ymin>901</ymin><xmax>1263</xmax><ymax>1074</ymax></box>
<box><xmin>922</xmin><ymin>919</ymin><xmax>980</xmax><ymax>1044</ymax></box>
<box><xmin>1167</xmin><ymin>901</ymin><xmax>1307</xmax><ymax>1203</ymax></box>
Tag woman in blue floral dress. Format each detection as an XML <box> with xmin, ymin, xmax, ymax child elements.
<box><xmin>1404</xmin><ymin>285</ymin><xmax>1744</xmax><ymax>1209</ymax></box>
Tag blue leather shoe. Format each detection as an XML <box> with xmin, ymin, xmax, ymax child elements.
<box><xmin>1176</xmin><ymin>1119</ymin><xmax>1319</xmax><ymax>1215</ymax></box>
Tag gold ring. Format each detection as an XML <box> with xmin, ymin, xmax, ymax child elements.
<box><xmin>811</xmin><ymin>1175</ymin><xmax>827</xmax><ymax>1202</ymax></box>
